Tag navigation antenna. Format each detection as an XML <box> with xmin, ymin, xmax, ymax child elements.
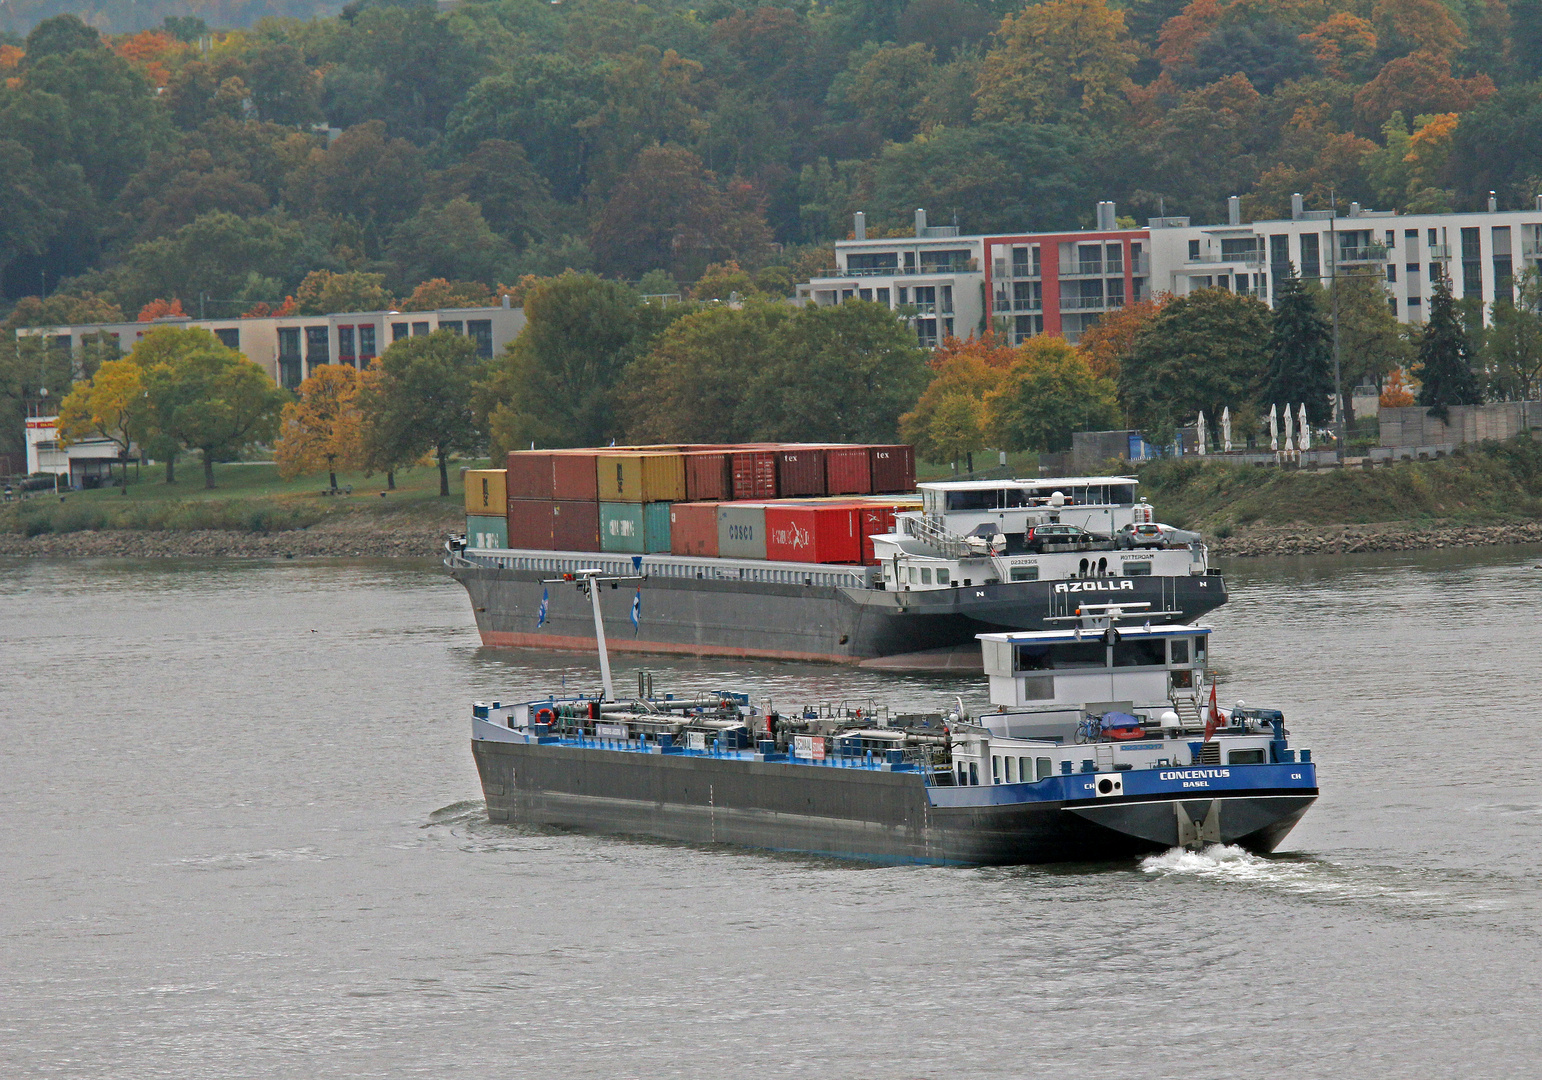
<box><xmin>543</xmin><ymin>568</ymin><xmax>644</xmax><ymax>701</ymax></box>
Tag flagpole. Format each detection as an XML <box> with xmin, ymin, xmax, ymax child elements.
<box><xmin>588</xmin><ymin>580</ymin><xmax>613</xmax><ymax>701</ymax></box>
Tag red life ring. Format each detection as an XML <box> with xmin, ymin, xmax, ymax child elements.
<box><xmin>535</xmin><ymin>707</ymin><xmax>556</xmax><ymax>725</ymax></box>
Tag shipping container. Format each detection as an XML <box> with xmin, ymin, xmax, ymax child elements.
<box><xmin>600</xmin><ymin>501</ymin><xmax>672</xmax><ymax>553</ymax></box>
<box><xmin>823</xmin><ymin>446</ymin><xmax>873</xmax><ymax>495</ymax></box>
<box><xmin>507</xmin><ymin>499</ymin><xmax>555</xmax><ymax>550</ymax></box>
<box><xmin>869</xmin><ymin>445</ymin><xmax>916</xmax><ymax>493</ymax></box>
<box><xmin>857</xmin><ymin>499</ymin><xmax>920</xmax><ymax>563</ymax></box>
<box><xmin>684</xmin><ymin>451</ymin><xmax>733</xmax><ymax>502</ymax></box>
<box><xmin>465</xmin><ymin>514</ymin><xmax>508</xmax><ymax>550</ymax></box>
<box><xmin>505</xmin><ymin>452</ymin><xmax>555</xmax><ymax>501</ymax></box>
<box><xmin>775</xmin><ymin>447</ymin><xmax>828</xmax><ymax>497</ymax></box>
<box><xmin>764</xmin><ymin>504</ymin><xmax>862</xmax><ymax>564</ymax></box>
<box><xmin>669</xmin><ymin>502</ymin><xmax>719</xmax><ymax>556</ymax></box>
<box><xmin>464</xmin><ymin>469</ymin><xmax>508</xmax><ymax>516</ymax></box>
<box><xmin>730</xmin><ymin>450</ymin><xmax>778</xmax><ymax>500</ymax></box>
<box><xmin>552</xmin><ymin>499</ymin><xmax>601</xmax><ymax>551</ymax></box>
<box><xmin>597</xmin><ymin>452</ymin><xmax>687</xmax><ymax>503</ymax></box>
<box><xmin>551</xmin><ymin>450</ymin><xmax>600</xmax><ymax>501</ymax></box>
<box><xmin>716</xmin><ymin>503</ymin><xmax>768</xmax><ymax>559</ymax></box>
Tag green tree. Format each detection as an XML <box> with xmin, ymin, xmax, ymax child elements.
<box><xmin>425</xmin><ymin>139</ymin><xmax>556</xmax><ymax>249</ymax></box>
<box><xmin>1483</xmin><ymin>268</ymin><xmax>1542</xmax><ymax>401</ymax></box>
<box><xmin>137</xmin><ymin>327</ymin><xmax>287</xmax><ymax>488</ymax></box>
<box><xmin>359</xmin><ymin>330</ymin><xmax>485</xmax><ymax>496</ymax></box>
<box><xmin>899</xmin><ymin>345</ymin><xmax>1012</xmax><ymax>464</ymax></box>
<box><xmin>1119</xmin><ymin>289</ymin><xmax>1272</xmax><ymax>441</ymax></box>
<box><xmin>974</xmin><ymin>0</ymin><xmax>1139</xmax><ymax>125</ymax></box>
<box><xmin>23</xmin><ymin>14</ymin><xmax>102</xmax><ymax>58</ymax></box>
<box><xmin>386</xmin><ymin>196</ymin><xmax>512</xmax><ymax>291</ymax></box>
<box><xmin>292</xmin><ymin>270</ymin><xmax>392</xmax><ymax>316</ymax></box>
<box><xmin>1266</xmin><ymin>265</ymin><xmax>1335</xmax><ymax>426</ymax></box>
<box><xmin>1332</xmin><ymin>270</ymin><xmax>1413</xmax><ymax>423</ymax></box>
<box><xmin>984</xmin><ymin>339</ymin><xmax>1121</xmax><ymax>453</ymax></box>
<box><xmin>1415</xmin><ymin>271</ymin><xmax>1482</xmax><ymax>421</ymax></box>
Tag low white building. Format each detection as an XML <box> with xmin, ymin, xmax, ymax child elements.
<box><xmin>15</xmin><ymin>300</ymin><xmax>527</xmax><ymax>390</ymax></box>
<box><xmin>24</xmin><ymin>412</ymin><xmax>127</xmax><ymax>487</ymax></box>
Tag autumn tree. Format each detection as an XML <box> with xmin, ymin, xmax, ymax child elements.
<box><xmin>899</xmin><ymin>349</ymin><xmax>1011</xmax><ymax>464</ymax></box>
<box><xmin>56</xmin><ymin>358</ymin><xmax>148</xmax><ymax>490</ymax></box>
<box><xmin>1414</xmin><ymin>272</ymin><xmax>1482</xmax><ymax>421</ymax></box>
<box><xmin>359</xmin><ymin>330</ymin><xmax>485</xmax><ymax>496</ymax></box>
<box><xmin>399</xmin><ymin>279</ymin><xmax>494</xmax><ymax>312</ymax></box>
<box><xmin>1076</xmin><ymin>296</ymin><xmax>1167</xmax><ymax>381</ymax></box>
<box><xmin>293</xmin><ymin>270</ymin><xmax>391</xmax><ymax>316</ymax></box>
<box><xmin>984</xmin><ymin>339</ymin><xmax>1121</xmax><ymax>453</ymax></box>
<box><xmin>275</xmin><ymin>364</ymin><xmax>364</xmax><ymax>490</ymax></box>
<box><xmin>974</xmin><ymin>0</ymin><xmax>1140</xmax><ymax>125</ymax></box>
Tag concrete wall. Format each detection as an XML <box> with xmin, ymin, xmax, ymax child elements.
<box><xmin>1378</xmin><ymin>402</ymin><xmax>1541</xmax><ymax>448</ymax></box>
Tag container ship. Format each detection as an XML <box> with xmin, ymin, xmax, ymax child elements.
<box><xmin>470</xmin><ymin>599</ymin><xmax>1316</xmax><ymax>865</ymax></box>
<box><xmin>448</xmin><ymin>443</ymin><xmax>1227</xmax><ymax>668</ymax></box>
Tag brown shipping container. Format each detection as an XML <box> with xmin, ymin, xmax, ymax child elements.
<box><xmin>824</xmin><ymin>446</ymin><xmax>873</xmax><ymax>495</ymax></box>
<box><xmin>776</xmin><ymin>447</ymin><xmax>828</xmax><ymax>497</ymax></box>
<box><xmin>507</xmin><ymin>499</ymin><xmax>555</xmax><ymax>549</ymax></box>
<box><xmin>505</xmin><ymin>452</ymin><xmax>555</xmax><ymax>501</ymax></box>
<box><xmin>869</xmin><ymin>445</ymin><xmax>916</xmax><ymax>493</ymax></box>
<box><xmin>596</xmin><ymin>451</ymin><xmax>687</xmax><ymax>503</ymax></box>
<box><xmin>684</xmin><ymin>451</ymin><xmax>733</xmax><ymax>502</ymax></box>
<box><xmin>731</xmin><ymin>450</ymin><xmax>778</xmax><ymax>500</ymax></box>
<box><xmin>551</xmin><ymin>450</ymin><xmax>599</xmax><ymax>501</ymax></box>
<box><xmin>669</xmin><ymin>502</ymin><xmax>719</xmax><ymax>556</ymax></box>
<box><xmin>552</xmin><ymin>500</ymin><xmax>601</xmax><ymax>551</ymax></box>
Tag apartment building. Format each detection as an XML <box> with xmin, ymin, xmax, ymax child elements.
<box><xmin>15</xmin><ymin>301</ymin><xmax>527</xmax><ymax>389</ymax></box>
<box><xmin>801</xmin><ymin>196</ymin><xmax>1542</xmax><ymax>347</ymax></box>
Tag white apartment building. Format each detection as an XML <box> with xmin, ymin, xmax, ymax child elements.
<box><xmin>800</xmin><ymin>197</ymin><xmax>1542</xmax><ymax>347</ymax></box>
<box><xmin>15</xmin><ymin>301</ymin><xmax>527</xmax><ymax>389</ymax></box>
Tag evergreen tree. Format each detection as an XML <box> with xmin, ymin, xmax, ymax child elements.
<box><xmin>1415</xmin><ymin>272</ymin><xmax>1482</xmax><ymax>421</ymax></box>
<box><xmin>1266</xmin><ymin>264</ymin><xmax>1335</xmax><ymax>425</ymax></box>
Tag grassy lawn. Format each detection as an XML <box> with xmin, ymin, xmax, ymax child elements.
<box><xmin>2</xmin><ymin>458</ymin><xmax>489</xmax><ymax>535</ymax></box>
<box><xmin>915</xmin><ymin>450</ymin><xmax>1045</xmax><ymax>483</ymax></box>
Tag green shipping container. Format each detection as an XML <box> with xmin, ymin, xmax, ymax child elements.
<box><xmin>599</xmin><ymin>501</ymin><xmax>672</xmax><ymax>554</ymax></box>
<box><xmin>466</xmin><ymin>514</ymin><xmax>508</xmax><ymax>550</ymax></box>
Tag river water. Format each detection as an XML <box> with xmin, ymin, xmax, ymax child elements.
<box><xmin>3</xmin><ymin>547</ymin><xmax>1541</xmax><ymax>1079</ymax></box>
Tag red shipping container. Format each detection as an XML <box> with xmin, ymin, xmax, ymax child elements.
<box><xmin>731</xmin><ymin>450</ymin><xmax>778</xmax><ymax>500</ymax></box>
<box><xmin>869</xmin><ymin>445</ymin><xmax>916</xmax><ymax>493</ymax></box>
<box><xmin>684</xmin><ymin>451</ymin><xmax>732</xmax><ymax>502</ymax></box>
<box><xmin>551</xmin><ymin>451</ymin><xmax>599</xmax><ymax>501</ymax></box>
<box><xmin>505</xmin><ymin>452</ymin><xmax>555</xmax><ymax>501</ymax></box>
<box><xmin>776</xmin><ymin>448</ymin><xmax>828</xmax><ymax>496</ymax></box>
<box><xmin>824</xmin><ymin>446</ymin><xmax>873</xmax><ymax>495</ymax></box>
<box><xmin>669</xmin><ymin>502</ymin><xmax>719</xmax><ymax>556</ymax></box>
<box><xmin>552</xmin><ymin>500</ymin><xmax>600</xmax><ymax>551</ymax></box>
<box><xmin>507</xmin><ymin>499</ymin><xmax>555</xmax><ymax>549</ymax></box>
<box><xmin>764</xmin><ymin>504</ymin><xmax>862</xmax><ymax>564</ymax></box>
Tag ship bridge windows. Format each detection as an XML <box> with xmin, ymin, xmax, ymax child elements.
<box><xmin>1016</xmin><ymin>641</ymin><xmax>1106</xmax><ymax>670</ymax></box>
<box><xmin>1113</xmin><ymin>639</ymin><xmax>1168</xmax><ymax>667</ymax></box>
<box><xmin>1170</xmin><ymin>638</ymin><xmax>1190</xmax><ymax>664</ymax></box>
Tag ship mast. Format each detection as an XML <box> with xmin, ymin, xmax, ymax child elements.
<box><xmin>545</xmin><ymin>568</ymin><xmax>644</xmax><ymax>701</ymax></box>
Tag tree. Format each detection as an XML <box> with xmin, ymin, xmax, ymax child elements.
<box><xmin>984</xmin><ymin>339</ymin><xmax>1121</xmax><ymax>453</ymax></box>
<box><xmin>426</xmin><ymin>139</ymin><xmax>556</xmax><ymax>250</ymax></box>
<box><xmin>94</xmin><ymin>211</ymin><xmax>306</xmax><ymax>314</ymax></box>
<box><xmin>1370</xmin><ymin>0</ymin><xmax>1464</xmax><ymax>60</ymax></box>
<box><xmin>24</xmin><ymin>15</ymin><xmax>102</xmax><ymax>59</ymax></box>
<box><xmin>1173</xmin><ymin>21</ymin><xmax>1318</xmax><ymax>94</ymax></box>
<box><xmin>974</xmin><ymin>0</ymin><xmax>1140</xmax><ymax>126</ymax></box>
<box><xmin>359</xmin><ymin>330</ymin><xmax>484</xmax><ymax>496</ymax></box>
<box><xmin>1333</xmin><ymin>271</ymin><xmax>1413</xmax><ymax>422</ymax></box>
<box><xmin>2</xmin><ymin>291</ymin><xmax>123</xmax><ymax>333</ymax></box>
<box><xmin>55</xmin><ymin>358</ymin><xmax>148</xmax><ymax>491</ymax></box>
<box><xmin>1119</xmin><ymin>289</ymin><xmax>1272</xmax><ymax>441</ymax></box>
<box><xmin>1266</xmin><ymin>266</ymin><xmax>1335</xmax><ymax>425</ymax></box>
<box><xmin>899</xmin><ymin>348</ymin><xmax>1011</xmax><ymax>464</ymax></box>
<box><xmin>137</xmin><ymin>327</ymin><xmax>287</xmax><ymax>488</ymax></box>
<box><xmin>275</xmin><ymin>364</ymin><xmax>363</xmax><ymax>490</ymax></box>
<box><xmin>387</xmin><ymin>197</ymin><xmax>512</xmax><ymax>291</ymax></box>
<box><xmin>1414</xmin><ymin>272</ymin><xmax>1482</xmax><ymax>421</ymax></box>
<box><xmin>1483</xmin><ymin>269</ymin><xmax>1542</xmax><ymax>401</ymax></box>
<box><xmin>690</xmin><ymin>261</ymin><xmax>759</xmax><ymax>301</ymax></box>
<box><xmin>1302</xmin><ymin>13</ymin><xmax>1380</xmax><ymax>81</ymax></box>
<box><xmin>832</xmin><ymin>43</ymin><xmax>936</xmax><ymax>144</ymax></box>
<box><xmin>1076</xmin><ymin>296</ymin><xmax>1166</xmax><ymax>381</ymax></box>
<box><xmin>293</xmin><ymin>270</ymin><xmax>391</xmax><ymax>316</ymax></box>
<box><xmin>1353</xmin><ymin>53</ymin><xmax>1494</xmax><ymax>130</ymax></box>
<box><xmin>284</xmin><ymin>120</ymin><xmax>425</xmax><ymax>227</ymax></box>
<box><xmin>399</xmin><ymin>279</ymin><xmax>494</xmax><ymax>312</ymax></box>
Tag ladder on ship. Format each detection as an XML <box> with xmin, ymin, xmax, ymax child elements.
<box><xmin>1169</xmin><ymin>692</ymin><xmax>1202</xmax><ymax>730</ymax></box>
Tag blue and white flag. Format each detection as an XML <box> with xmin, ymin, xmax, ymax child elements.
<box><xmin>630</xmin><ymin>589</ymin><xmax>642</xmax><ymax>634</ymax></box>
<box><xmin>537</xmin><ymin>587</ymin><xmax>549</xmax><ymax>628</ymax></box>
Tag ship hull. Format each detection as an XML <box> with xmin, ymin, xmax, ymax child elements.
<box><xmin>471</xmin><ymin>738</ymin><xmax>1313</xmax><ymax>866</ymax></box>
<box><xmin>450</xmin><ymin>557</ymin><xmax>1227</xmax><ymax>664</ymax></box>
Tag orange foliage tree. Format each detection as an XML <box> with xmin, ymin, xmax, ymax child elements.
<box><xmin>241</xmin><ymin>297</ymin><xmax>297</xmax><ymax>318</ymax></box>
<box><xmin>274</xmin><ymin>364</ymin><xmax>364</xmax><ymax>490</ymax></box>
<box><xmin>1076</xmin><ymin>296</ymin><xmax>1168</xmax><ymax>382</ymax></box>
<box><xmin>927</xmin><ymin>330</ymin><xmax>1020</xmax><ymax>371</ymax></box>
<box><xmin>399</xmin><ymin>279</ymin><xmax>494</xmax><ymax>311</ymax></box>
<box><xmin>1380</xmin><ymin>367</ymin><xmax>1417</xmax><ymax>407</ymax></box>
<box><xmin>138</xmin><ymin>298</ymin><xmax>188</xmax><ymax>321</ymax></box>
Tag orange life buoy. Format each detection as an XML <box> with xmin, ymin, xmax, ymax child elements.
<box><xmin>535</xmin><ymin>707</ymin><xmax>556</xmax><ymax>725</ymax></box>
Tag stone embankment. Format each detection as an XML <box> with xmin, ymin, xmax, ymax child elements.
<box><xmin>0</xmin><ymin>513</ymin><xmax>458</xmax><ymax>559</ymax></box>
<box><xmin>1211</xmin><ymin>520</ymin><xmax>1542</xmax><ymax>558</ymax></box>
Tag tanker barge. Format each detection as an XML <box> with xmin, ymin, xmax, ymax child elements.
<box><xmin>471</xmin><ymin>592</ymin><xmax>1315</xmax><ymax>865</ymax></box>
<box><xmin>448</xmin><ymin>474</ymin><xmax>1227</xmax><ymax>668</ymax></box>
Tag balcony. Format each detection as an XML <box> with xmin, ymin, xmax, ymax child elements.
<box><xmin>1062</xmin><ymin>261</ymin><xmax>1105</xmax><ymax>276</ymax></box>
<box><xmin>993</xmin><ymin>260</ymin><xmax>1039</xmax><ymax>279</ymax></box>
<box><xmin>817</xmin><ymin>263</ymin><xmax>976</xmax><ymax>280</ymax></box>
<box><xmin>1189</xmin><ymin>251</ymin><xmax>1264</xmax><ymax>267</ymax></box>
<box><xmin>912</xmin><ymin>302</ymin><xmax>936</xmax><ymax>315</ymax></box>
<box><xmin>1335</xmin><ymin>243</ymin><xmax>1389</xmax><ymax>264</ymax></box>
<box><xmin>1428</xmin><ymin>244</ymin><xmax>1452</xmax><ymax>259</ymax></box>
<box><xmin>993</xmin><ymin>297</ymin><xmax>1043</xmax><ymax>312</ymax></box>
<box><xmin>1060</xmin><ymin>295</ymin><xmax>1125</xmax><ymax>311</ymax></box>
<box><xmin>1522</xmin><ymin>241</ymin><xmax>1542</xmax><ymax>258</ymax></box>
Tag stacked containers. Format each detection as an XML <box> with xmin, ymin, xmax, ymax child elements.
<box><xmin>505</xmin><ymin>450</ymin><xmax>603</xmax><ymax>551</ymax></box>
<box><xmin>764</xmin><ymin>502</ymin><xmax>862</xmax><ymax>564</ymax></box>
<box><xmin>465</xmin><ymin>468</ymin><xmax>509</xmax><ymax>549</ymax></box>
<box><xmin>601</xmin><ymin>501</ymin><xmax>672</xmax><ymax>553</ymax></box>
<box><xmin>824</xmin><ymin>446</ymin><xmax>873</xmax><ymax>495</ymax></box>
<box><xmin>717</xmin><ymin>503</ymin><xmax>767</xmax><ymax>558</ymax></box>
<box><xmin>730</xmin><ymin>448</ymin><xmax>778</xmax><ymax>500</ymax></box>
<box><xmin>868</xmin><ymin>445</ymin><xmax>916</xmax><ymax>493</ymax></box>
<box><xmin>598</xmin><ymin>451</ymin><xmax>683</xmax><ymax>555</ymax></box>
<box><xmin>670</xmin><ymin>503</ymin><xmax>719</xmax><ymax>556</ymax></box>
<box><xmin>684</xmin><ymin>451</ymin><xmax>733</xmax><ymax>502</ymax></box>
<box><xmin>774</xmin><ymin>447</ymin><xmax>828</xmax><ymax>497</ymax></box>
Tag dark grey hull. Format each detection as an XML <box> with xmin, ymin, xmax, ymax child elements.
<box><xmin>451</xmin><ymin>560</ymin><xmax>1228</xmax><ymax>664</ymax></box>
<box><xmin>472</xmin><ymin>739</ymin><xmax>1312</xmax><ymax>866</ymax></box>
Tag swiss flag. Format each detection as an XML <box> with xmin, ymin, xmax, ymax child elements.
<box><xmin>1203</xmin><ymin>682</ymin><xmax>1221</xmax><ymax>743</ymax></box>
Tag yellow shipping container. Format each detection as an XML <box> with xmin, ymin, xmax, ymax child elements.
<box><xmin>596</xmin><ymin>452</ymin><xmax>687</xmax><ymax>503</ymax></box>
<box><xmin>464</xmin><ymin>469</ymin><xmax>508</xmax><ymax>516</ymax></box>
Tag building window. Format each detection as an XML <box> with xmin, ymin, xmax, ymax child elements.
<box><xmin>1301</xmin><ymin>233</ymin><xmax>1320</xmax><ymax>279</ymax></box>
<box><xmin>359</xmin><ymin>324</ymin><xmax>377</xmax><ymax>359</ymax></box>
<box><xmin>440</xmin><ymin>320</ymin><xmax>463</xmax><ymax>335</ymax></box>
<box><xmin>876</xmin><ymin>287</ymin><xmax>890</xmax><ymax>306</ymax></box>
<box><xmin>1188</xmin><ymin>239</ymin><xmax>1200</xmax><ymax>260</ymax></box>
<box><xmin>940</xmin><ymin>284</ymin><xmax>953</xmax><ymax>314</ymax></box>
<box><xmin>1106</xmin><ymin>277</ymin><xmax>1125</xmax><ymax>306</ymax></box>
<box><xmin>1387</xmin><ymin>265</ymin><xmax>1397</xmax><ymax>283</ymax></box>
<box><xmin>1407</xmin><ymin>262</ymin><xmax>1419</xmax><ymax>276</ymax></box>
<box><xmin>1216</xmin><ymin>274</ymin><xmax>1230</xmax><ymax>291</ymax></box>
<box><xmin>913</xmin><ymin>285</ymin><xmax>936</xmax><ymax>313</ymax></box>
<box><xmin>840</xmin><ymin>289</ymin><xmax>853</xmax><ymax>301</ymax></box>
<box><xmin>916</xmin><ymin>318</ymin><xmax>937</xmax><ymax>347</ymax></box>
<box><xmin>467</xmin><ymin>319</ymin><xmax>493</xmax><ymax>359</ymax></box>
<box><xmin>1461</xmin><ymin>226</ymin><xmax>1482</xmax><ymax>298</ymax></box>
<box><xmin>1011</xmin><ymin>246</ymin><xmax>1030</xmax><ymax>276</ymax></box>
<box><xmin>411</xmin><ymin>321</ymin><xmax>430</xmax><ymax>336</ymax></box>
<box><xmin>1428</xmin><ymin>228</ymin><xmax>1438</xmax><ymax>247</ymax></box>
<box><xmin>942</xmin><ymin>316</ymin><xmax>954</xmax><ymax>337</ymax></box>
<box><xmin>214</xmin><ymin>328</ymin><xmax>239</xmax><ymax>350</ymax></box>
<box><xmin>1429</xmin><ymin>263</ymin><xmax>1441</xmax><ymax>283</ymax></box>
<box><xmin>858</xmin><ymin>287</ymin><xmax>872</xmax><ymax>300</ymax></box>
<box><xmin>305</xmin><ymin>326</ymin><xmax>329</xmax><ymax>372</ymax></box>
<box><xmin>1386</xmin><ymin>229</ymin><xmax>1396</xmax><ymax>248</ymax></box>
<box><xmin>1493</xmin><ymin>226</ymin><xmax>1513</xmax><ymax>304</ymax></box>
<box><xmin>1132</xmin><ymin>276</ymin><xmax>1146</xmax><ymax>302</ymax></box>
<box><xmin>1191</xmin><ymin>276</ymin><xmax>1211</xmax><ymax>290</ymax></box>
<box><xmin>1405</xmin><ymin>228</ymin><xmax>1419</xmax><ymax>243</ymax></box>
<box><xmin>1408</xmin><ymin>296</ymin><xmax>1422</xmax><ymax>307</ymax></box>
<box><xmin>1105</xmin><ymin>242</ymin><xmax>1123</xmax><ymax>273</ymax></box>
<box><xmin>847</xmin><ymin>252</ymin><xmax>898</xmax><ymax>272</ymax></box>
<box><xmin>337</xmin><ymin>325</ymin><xmax>355</xmax><ymax>363</ymax></box>
<box><xmin>897</xmin><ymin>287</ymin><xmax>909</xmax><ymax>304</ymax></box>
<box><xmin>278</xmin><ymin>328</ymin><xmax>301</xmax><ymax>389</ymax></box>
<box><xmin>1388</xmin><ymin>297</ymin><xmax>1398</xmax><ymax>316</ymax></box>
<box><xmin>391</xmin><ymin>322</ymin><xmax>408</xmax><ymax>342</ymax></box>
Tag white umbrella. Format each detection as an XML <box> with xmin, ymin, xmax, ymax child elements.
<box><xmin>1269</xmin><ymin>404</ymin><xmax>1278</xmax><ymax>452</ymax></box>
<box><xmin>1196</xmin><ymin>410</ymin><xmax>1207</xmax><ymax>456</ymax></box>
<box><xmin>1298</xmin><ymin>403</ymin><xmax>1310</xmax><ymax>451</ymax></box>
<box><xmin>1222</xmin><ymin>407</ymin><xmax>1232</xmax><ymax>452</ymax></box>
<box><xmin>1283</xmin><ymin>404</ymin><xmax>1295</xmax><ymax>453</ymax></box>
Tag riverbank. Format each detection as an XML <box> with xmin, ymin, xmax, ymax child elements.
<box><xmin>1211</xmin><ymin>519</ymin><xmax>1542</xmax><ymax>557</ymax></box>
